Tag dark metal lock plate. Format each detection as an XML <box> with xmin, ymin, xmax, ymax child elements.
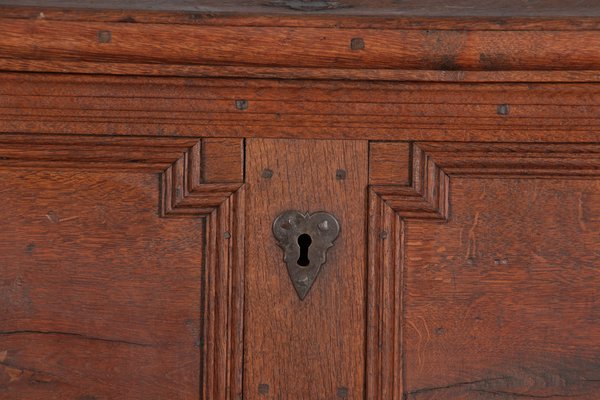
<box><xmin>272</xmin><ymin>210</ymin><xmax>340</xmax><ymax>300</ymax></box>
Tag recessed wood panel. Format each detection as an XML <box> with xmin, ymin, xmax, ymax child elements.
<box><xmin>0</xmin><ymin>170</ymin><xmax>203</xmax><ymax>399</ymax></box>
<box><xmin>404</xmin><ymin>178</ymin><xmax>600</xmax><ymax>399</ymax></box>
<box><xmin>244</xmin><ymin>139</ymin><xmax>367</xmax><ymax>400</ymax></box>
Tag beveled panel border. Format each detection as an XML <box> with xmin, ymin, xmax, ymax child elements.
<box><xmin>0</xmin><ymin>133</ymin><xmax>245</xmax><ymax>399</ymax></box>
<box><xmin>367</xmin><ymin>141</ymin><xmax>600</xmax><ymax>399</ymax></box>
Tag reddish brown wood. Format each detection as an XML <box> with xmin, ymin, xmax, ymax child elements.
<box><xmin>371</xmin><ymin>143</ymin><xmax>449</xmax><ymax>221</ymax></box>
<box><xmin>0</xmin><ymin>135</ymin><xmax>245</xmax><ymax>399</ymax></box>
<box><xmin>203</xmin><ymin>188</ymin><xmax>245</xmax><ymax>400</ymax></box>
<box><xmin>7</xmin><ymin>58</ymin><xmax>600</xmax><ymax>82</ymax></box>
<box><xmin>244</xmin><ymin>139</ymin><xmax>367</xmax><ymax>399</ymax></box>
<box><xmin>367</xmin><ymin>192</ymin><xmax>404</xmax><ymax>399</ymax></box>
<box><xmin>2</xmin><ymin>73</ymin><xmax>600</xmax><ymax>142</ymax></box>
<box><xmin>367</xmin><ymin>141</ymin><xmax>600</xmax><ymax>399</ymax></box>
<box><xmin>0</xmin><ymin>169</ymin><xmax>202</xmax><ymax>399</ymax></box>
<box><xmin>160</xmin><ymin>138</ymin><xmax>243</xmax><ymax>217</ymax></box>
<box><xmin>0</xmin><ymin>134</ymin><xmax>244</xmax><ymax>216</ymax></box>
<box><xmin>369</xmin><ymin>142</ymin><xmax>411</xmax><ymax>186</ymax></box>
<box><xmin>201</xmin><ymin>138</ymin><xmax>244</xmax><ymax>184</ymax></box>
<box><xmin>404</xmin><ymin>178</ymin><xmax>600</xmax><ymax>399</ymax></box>
<box><xmin>2</xmin><ymin>3</ymin><xmax>600</xmax><ymax>399</ymax></box>
<box><xmin>1</xmin><ymin>1</ymin><xmax>600</xmax><ymax>82</ymax></box>
<box><xmin>2</xmin><ymin>18</ymin><xmax>600</xmax><ymax>73</ymax></box>
<box><xmin>1</xmin><ymin>17</ymin><xmax>600</xmax><ymax>82</ymax></box>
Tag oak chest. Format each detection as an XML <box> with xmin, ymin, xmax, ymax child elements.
<box><xmin>1</xmin><ymin>1</ymin><xmax>600</xmax><ymax>399</ymax></box>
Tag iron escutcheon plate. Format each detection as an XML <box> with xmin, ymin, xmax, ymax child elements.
<box><xmin>272</xmin><ymin>210</ymin><xmax>340</xmax><ymax>300</ymax></box>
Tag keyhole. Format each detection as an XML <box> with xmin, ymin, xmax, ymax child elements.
<box><xmin>297</xmin><ymin>233</ymin><xmax>312</xmax><ymax>266</ymax></box>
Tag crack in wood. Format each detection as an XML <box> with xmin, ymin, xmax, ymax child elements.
<box><xmin>0</xmin><ymin>330</ymin><xmax>152</xmax><ymax>347</ymax></box>
<box><xmin>471</xmin><ymin>389</ymin><xmax>582</xmax><ymax>398</ymax></box>
<box><xmin>407</xmin><ymin>377</ymin><xmax>510</xmax><ymax>396</ymax></box>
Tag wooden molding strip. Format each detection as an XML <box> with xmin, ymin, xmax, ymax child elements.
<box><xmin>367</xmin><ymin>140</ymin><xmax>600</xmax><ymax>399</ymax></box>
<box><xmin>0</xmin><ymin>134</ymin><xmax>245</xmax><ymax>217</ymax></box>
<box><xmin>2</xmin><ymin>19</ymin><xmax>599</xmax><ymax>71</ymax></box>
<box><xmin>366</xmin><ymin>192</ymin><xmax>405</xmax><ymax>399</ymax></box>
<box><xmin>3</xmin><ymin>73</ymin><xmax>600</xmax><ymax>141</ymax></box>
<box><xmin>371</xmin><ymin>144</ymin><xmax>450</xmax><ymax>221</ymax></box>
<box><xmin>418</xmin><ymin>142</ymin><xmax>600</xmax><ymax>178</ymax></box>
<box><xmin>159</xmin><ymin>140</ymin><xmax>244</xmax><ymax>217</ymax></box>
<box><xmin>203</xmin><ymin>186</ymin><xmax>245</xmax><ymax>400</ymax></box>
<box><xmin>370</xmin><ymin>141</ymin><xmax>600</xmax><ymax>222</ymax></box>
<box><xmin>1</xmin><ymin>10</ymin><xmax>600</xmax><ymax>81</ymax></box>
<box><xmin>5</xmin><ymin>59</ymin><xmax>600</xmax><ymax>83</ymax></box>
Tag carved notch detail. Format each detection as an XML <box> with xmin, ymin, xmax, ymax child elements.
<box><xmin>0</xmin><ymin>134</ymin><xmax>244</xmax><ymax>217</ymax></box>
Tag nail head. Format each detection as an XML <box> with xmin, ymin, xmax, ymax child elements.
<box><xmin>97</xmin><ymin>30</ymin><xmax>112</xmax><ymax>43</ymax></box>
<box><xmin>235</xmin><ymin>99</ymin><xmax>249</xmax><ymax>110</ymax></box>
<box><xmin>497</xmin><ymin>104</ymin><xmax>509</xmax><ymax>115</ymax></box>
<box><xmin>262</xmin><ymin>169</ymin><xmax>273</xmax><ymax>179</ymax></box>
<box><xmin>318</xmin><ymin>220</ymin><xmax>329</xmax><ymax>231</ymax></box>
<box><xmin>350</xmin><ymin>37</ymin><xmax>365</xmax><ymax>50</ymax></box>
<box><xmin>258</xmin><ymin>383</ymin><xmax>269</xmax><ymax>395</ymax></box>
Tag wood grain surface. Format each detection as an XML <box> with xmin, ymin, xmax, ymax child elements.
<box><xmin>1</xmin><ymin>3</ymin><xmax>600</xmax><ymax>398</ymax></box>
<box><xmin>0</xmin><ymin>170</ymin><xmax>203</xmax><ymax>399</ymax></box>
<box><xmin>404</xmin><ymin>178</ymin><xmax>600</xmax><ymax>399</ymax></box>
<box><xmin>3</xmin><ymin>73</ymin><xmax>600</xmax><ymax>142</ymax></box>
<box><xmin>1</xmin><ymin>2</ymin><xmax>600</xmax><ymax>81</ymax></box>
<box><xmin>1</xmin><ymin>19</ymin><xmax>599</xmax><ymax>72</ymax></box>
<box><xmin>244</xmin><ymin>139</ymin><xmax>367</xmax><ymax>399</ymax></box>
<box><xmin>368</xmin><ymin>141</ymin><xmax>600</xmax><ymax>399</ymax></box>
<box><xmin>367</xmin><ymin>192</ymin><xmax>405</xmax><ymax>400</ymax></box>
<box><xmin>0</xmin><ymin>136</ymin><xmax>246</xmax><ymax>399</ymax></box>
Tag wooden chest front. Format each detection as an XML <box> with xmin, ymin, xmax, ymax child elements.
<box><xmin>1</xmin><ymin>1</ymin><xmax>600</xmax><ymax>399</ymax></box>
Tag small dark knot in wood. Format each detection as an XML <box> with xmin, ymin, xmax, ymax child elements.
<box><xmin>336</xmin><ymin>169</ymin><xmax>347</xmax><ymax>180</ymax></box>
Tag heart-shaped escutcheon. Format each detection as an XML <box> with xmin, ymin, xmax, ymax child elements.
<box><xmin>272</xmin><ymin>210</ymin><xmax>340</xmax><ymax>300</ymax></box>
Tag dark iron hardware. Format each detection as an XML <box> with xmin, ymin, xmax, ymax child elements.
<box><xmin>272</xmin><ymin>210</ymin><xmax>340</xmax><ymax>300</ymax></box>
